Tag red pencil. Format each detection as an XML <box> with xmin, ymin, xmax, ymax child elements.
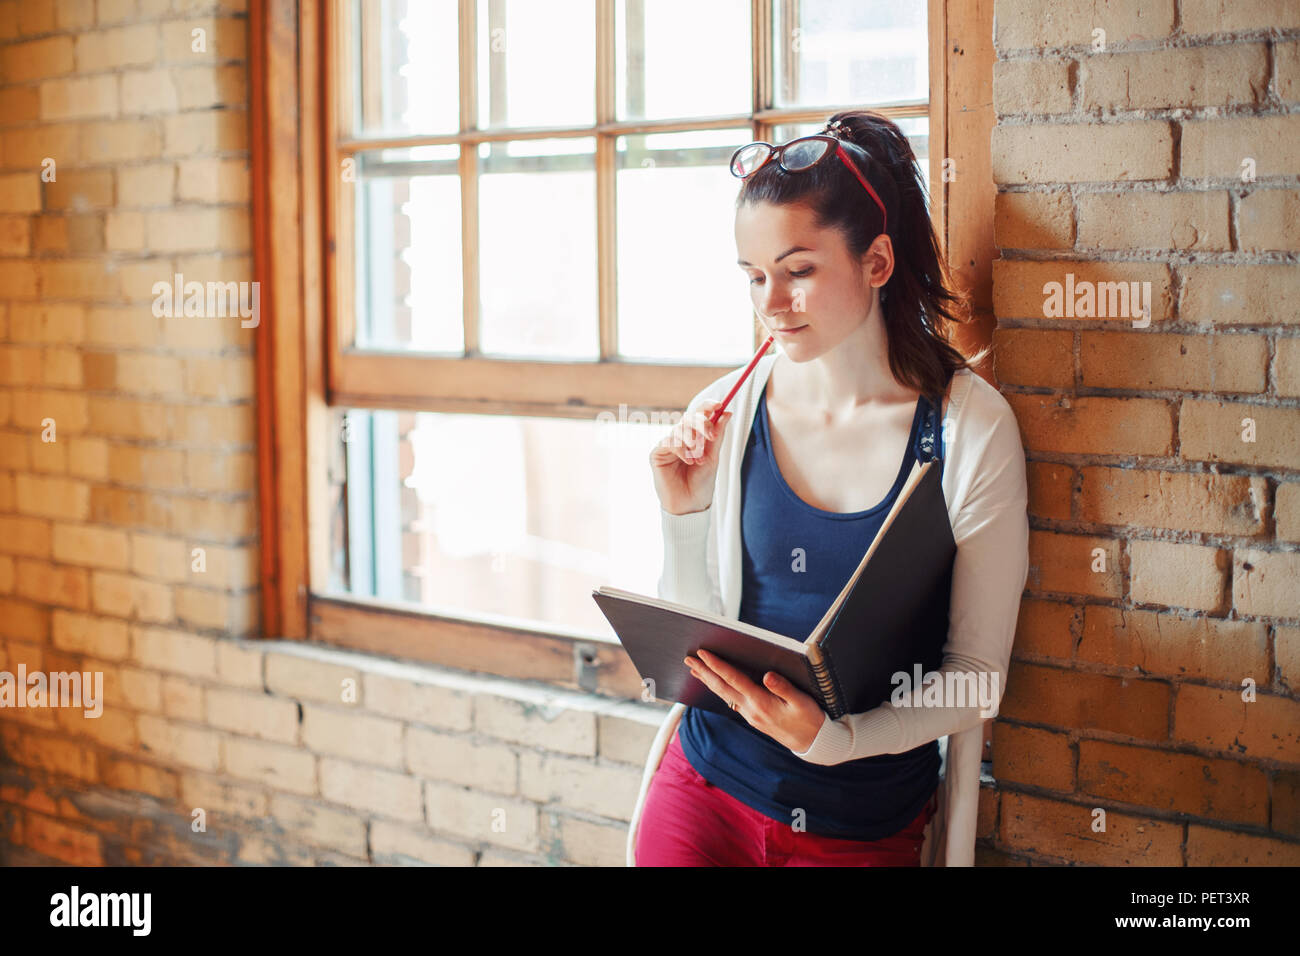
<box><xmin>707</xmin><ymin>334</ymin><xmax>775</xmax><ymax>426</ymax></box>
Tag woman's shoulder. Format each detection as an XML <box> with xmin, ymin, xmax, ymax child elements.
<box><xmin>952</xmin><ymin>367</ymin><xmax>1018</xmax><ymax>431</ymax></box>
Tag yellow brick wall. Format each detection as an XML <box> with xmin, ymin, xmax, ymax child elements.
<box><xmin>0</xmin><ymin>0</ymin><xmax>656</xmax><ymax>866</ymax></box>
<box><xmin>988</xmin><ymin>0</ymin><xmax>1300</xmax><ymax>864</ymax></box>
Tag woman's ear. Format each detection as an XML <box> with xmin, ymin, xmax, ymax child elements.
<box><xmin>862</xmin><ymin>233</ymin><xmax>895</xmax><ymax>295</ymax></box>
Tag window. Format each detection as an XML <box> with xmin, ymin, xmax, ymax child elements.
<box><xmin>252</xmin><ymin>0</ymin><xmax>959</xmax><ymax>695</ymax></box>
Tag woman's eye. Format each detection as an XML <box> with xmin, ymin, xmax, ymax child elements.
<box><xmin>790</xmin><ymin>267</ymin><xmax>813</xmax><ymax>278</ymax></box>
<box><xmin>748</xmin><ymin>276</ymin><xmax>763</xmax><ymax>285</ymax></box>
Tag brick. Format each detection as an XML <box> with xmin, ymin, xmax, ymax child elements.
<box><xmin>40</xmin><ymin>75</ymin><xmax>118</xmax><ymax>121</ymax></box>
<box><xmin>301</xmin><ymin>704</ymin><xmax>403</xmax><ymax>767</ymax></box>
<box><xmin>177</xmin><ymin>156</ymin><xmax>250</xmax><ymax>203</ymax></box>
<box><xmin>319</xmin><ymin>757</ymin><xmax>420</xmax><ymax>820</ymax></box>
<box><xmin>1129</xmin><ymin>539</ymin><xmax>1229</xmax><ymax>611</ymax></box>
<box><xmin>424</xmin><ymin>779</ymin><xmax>538</xmax><ymax>850</ymax></box>
<box><xmin>1179</xmin><ymin>399</ymin><xmax>1298</xmax><ymax>469</ymax></box>
<box><xmin>1279</xmin><ymin>39</ymin><xmax>1300</xmax><ymax>102</ymax></box>
<box><xmin>1186</xmin><ymin>826</ymin><xmax>1300</xmax><ymax>865</ymax></box>
<box><xmin>475</xmin><ymin>694</ymin><xmax>597</xmax><ymax>756</ymax></box>
<box><xmin>0</xmin><ymin>215</ymin><xmax>31</xmax><ymax>255</ymax></box>
<box><xmin>519</xmin><ymin>750</ymin><xmax>640</xmax><ymax>821</ymax></box>
<box><xmin>1182</xmin><ymin>264</ymin><xmax>1298</xmax><ymax>327</ymax></box>
<box><xmin>991</xmin><ymin>121</ymin><xmax>1173</xmax><ymax>183</ymax></box>
<box><xmin>1006</xmin><ymin>393</ymin><xmax>1173</xmax><ymax>457</ymax></box>
<box><xmin>1080</xmin><ymin>739</ymin><xmax>1267</xmax><ymax>825</ymax></box>
<box><xmin>1180</xmin><ymin>0</ymin><xmax>1300</xmax><ymax>34</ymax></box>
<box><xmin>1173</xmin><ymin>684</ymin><xmax>1300</xmax><ymax>761</ymax></box>
<box><xmin>1182</xmin><ymin>114</ymin><xmax>1300</xmax><ymax>180</ymax></box>
<box><xmin>130</xmin><ymin>626</ymin><xmax>217</xmax><ymax>679</ymax></box>
<box><xmin>1080</xmin><ymin>605</ymin><xmax>1269</xmax><ymax>683</ymax></box>
<box><xmin>406</xmin><ymin>726</ymin><xmax>517</xmax><ymax>793</ymax></box>
<box><xmin>540</xmin><ymin>812</ymin><xmax>627</xmax><ymax>866</ymax></box>
<box><xmin>265</xmin><ymin>651</ymin><xmax>362</xmax><ymax>706</ymax></box>
<box><xmin>175</xmin><ymin>64</ymin><xmax>247</xmax><ymax>111</ymax></box>
<box><xmin>1077</xmin><ymin>190</ymin><xmax>1229</xmax><ymax>251</ymax></box>
<box><xmin>14</xmin><ymin>558</ymin><xmax>89</xmax><ymax>610</ymax></box>
<box><xmin>1082</xmin><ymin>44</ymin><xmax>1267</xmax><ymax>111</ymax></box>
<box><xmin>1238</xmin><ymin>188</ymin><xmax>1300</xmax><ymax>252</ymax></box>
<box><xmin>23</xmin><ymin>814</ymin><xmax>102</xmax><ymax>866</ymax></box>
<box><xmin>180</xmin><ymin>772</ymin><xmax>268</xmax><ymax>819</ymax></box>
<box><xmin>0</xmin><ymin>516</ymin><xmax>51</xmax><ymax>560</ymax></box>
<box><xmin>116</xmin><ymin>163</ymin><xmax>177</xmax><ymax>206</ymax></box>
<box><xmin>183</xmin><ymin>356</ymin><xmax>254</xmax><ymax>400</ymax></box>
<box><xmin>136</xmin><ymin>714</ymin><xmax>220</xmax><ymax>771</ymax></box>
<box><xmin>998</xmin><ymin>792</ymin><xmax>1183</xmax><ymax>865</ymax></box>
<box><xmin>119</xmin><ymin>68</ymin><xmax>180</xmax><ymax>114</ymax></box>
<box><xmin>1011</xmin><ymin>597</ymin><xmax>1078</xmax><ymax>659</ymax></box>
<box><xmin>990</xmin><ymin>328</ymin><xmax>1074</xmax><ymax>388</ymax></box>
<box><xmin>2</xmin><ymin>37</ymin><xmax>75</xmax><ymax>82</ymax></box>
<box><xmin>1079</xmin><ymin>331</ymin><xmax>1266</xmax><ymax>393</ymax></box>
<box><xmin>994</xmin><ymin>190</ymin><xmax>1074</xmax><ymax>250</ymax></box>
<box><xmin>224</xmin><ymin>737</ymin><xmax>317</xmax><ymax>796</ymax></box>
<box><xmin>1000</xmin><ymin>661</ymin><xmax>1169</xmax><ymax>740</ymax></box>
<box><xmin>268</xmin><ymin>793</ymin><xmax>368</xmax><ymax>856</ymax></box>
<box><xmin>362</xmin><ymin>670</ymin><xmax>473</xmax><ymax>729</ymax></box>
<box><xmin>6</xmin><ymin>470</ymin><xmax>85</xmax><ymax>521</ymax></box>
<box><xmin>370</xmin><ymin>820</ymin><xmax>475</xmax><ymax>865</ymax></box>
<box><xmin>994</xmin><ymin>0</ymin><xmax>1175</xmax><ymax>50</ymax></box>
<box><xmin>144</xmin><ymin>208</ymin><xmax>250</xmax><ymax>252</ymax></box>
<box><xmin>185</xmin><ymin>450</ymin><xmax>254</xmax><ymax>492</ymax></box>
<box><xmin>992</xmin><ymin>58</ymin><xmax>1071</xmax><ymax>114</ymax></box>
<box><xmin>992</xmin><ymin>259</ymin><xmax>1170</xmax><ymax>322</ymax></box>
<box><xmin>216</xmin><ymin>640</ymin><xmax>263</xmax><ymax>689</ymax></box>
<box><xmin>162</xmin><ymin>110</ymin><xmax>248</xmax><ymax>157</ymax></box>
<box><xmin>74</xmin><ymin>25</ymin><xmax>160</xmax><ymax>72</ymax></box>
<box><xmin>596</xmin><ymin>711</ymin><xmax>661</xmax><ymax>765</ymax></box>
<box><xmin>1027</xmin><ymin>530</ymin><xmax>1121</xmax><ymax>598</ymax></box>
<box><xmin>0</xmin><ymin>173</ymin><xmax>42</xmax><ymax>214</ymax></box>
<box><xmin>51</xmin><ymin>609</ymin><xmax>129</xmax><ymax>659</ymax></box>
<box><xmin>1278</xmin><ymin>482</ymin><xmax>1300</xmax><ymax>543</ymax></box>
<box><xmin>51</xmin><ymin>523</ymin><xmax>130</xmax><ymax>570</ymax></box>
<box><xmin>161</xmin><ymin>675</ymin><xmax>204</xmax><ymax>721</ymax></box>
<box><xmin>88</xmin><ymin>486</ymin><xmax>171</xmax><ymax>532</ymax></box>
<box><xmin>989</xmin><ymin>721</ymin><xmax>1074</xmax><ymax>790</ymax></box>
<box><xmin>206</xmin><ymin>687</ymin><xmax>299</xmax><ymax>744</ymax></box>
<box><xmin>91</xmin><ymin>570</ymin><xmax>173</xmax><ymax>622</ymax></box>
<box><xmin>79</xmin><ymin>119</ymin><xmax>162</xmax><ymax>164</ymax></box>
<box><xmin>101</xmin><ymin>756</ymin><xmax>178</xmax><ymax>800</ymax></box>
<box><xmin>161</xmin><ymin>17</ymin><xmax>247</xmax><ymax>63</ymax></box>
<box><xmin>1078</xmin><ymin>466</ymin><xmax>1268</xmax><ymax>536</ymax></box>
<box><xmin>1233</xmin><ymin>548</ymin><xmax>1300</xmax><ymax>619</ymax></box>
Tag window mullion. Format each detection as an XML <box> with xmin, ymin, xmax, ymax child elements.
<box><xmin>459</xmin><ymin>0</ymin><xmax>480</xmax><ymax>356</ymax></box>
<box><xmin>596</xmin><ymin>0</ymin><xmax>616</xmax><ymax>361</ymax></box>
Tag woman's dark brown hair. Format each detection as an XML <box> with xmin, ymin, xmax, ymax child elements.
<box><xmin>736</xmin><ymin>109</ymin><xmax>988</xmax><ymax>407</ymax></box>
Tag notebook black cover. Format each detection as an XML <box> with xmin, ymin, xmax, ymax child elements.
<box><xmin>592</xmin><ymin>459</ymin><xmax>956</xmax><ymax>719</ymax></box>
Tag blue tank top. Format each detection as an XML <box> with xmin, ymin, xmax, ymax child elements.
<box><xmin>677</xmin><ymin>383</ymin><xmax>947</xmax><ymax>841</ymax></box>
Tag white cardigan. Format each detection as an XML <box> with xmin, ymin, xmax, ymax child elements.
<box><xmin>626</xmin><ymin>351</ymin><xmax>1030</xmax><ymax>866</ymax></box>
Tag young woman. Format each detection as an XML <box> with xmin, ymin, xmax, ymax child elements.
<box><xmin>631</xmin><ymin>110</ymin><xmax>1030</xmax><ymax>866</ymax></box>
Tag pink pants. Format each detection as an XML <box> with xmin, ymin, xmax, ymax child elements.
<box><xmin>635</xmin><ymin>729</ymin><xmax>936</xmax><ymax>867</ymax></box>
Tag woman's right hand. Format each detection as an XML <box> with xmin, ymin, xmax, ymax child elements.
<box><xmin>649</xmin><ymin>401</ymin><xmax>734</xmax><ymax>516</ymax></box>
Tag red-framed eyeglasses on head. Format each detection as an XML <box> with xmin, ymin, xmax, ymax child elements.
<box><xmin>729</xmin><ymin>132</ymin><xmax>889</xmax><ymax>236</ymax></box>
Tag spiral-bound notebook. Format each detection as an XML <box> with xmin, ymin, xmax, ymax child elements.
<box><xmin>592</xmin><ymin>458</ymin><xmax>956</xmax><ymax>720</ymax></box>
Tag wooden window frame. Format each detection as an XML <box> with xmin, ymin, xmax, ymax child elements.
<box><xmin>250</xmin><ymin>0</ymin><xmax>994</xmax><ymax>700</ymax></box>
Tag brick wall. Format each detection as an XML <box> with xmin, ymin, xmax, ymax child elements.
<box><xmin>0</xmin><ymin>0</ymin><xmax>657</xmax><ymax>866</ymax></box>
<box><xmin>987</xmin><ymin>0</ymin><xmax>1299</xmax><ymax>864</ymax></box>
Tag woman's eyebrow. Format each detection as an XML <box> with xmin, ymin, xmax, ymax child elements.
<box><xmin>736</xmin><ymin>245</ymin><xmax>814</xmax><ymax>267</ymax></box>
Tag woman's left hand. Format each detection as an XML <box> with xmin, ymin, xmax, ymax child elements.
<box><xmin>685</xmin><ymin>649</ymin><xmax>828</xmax><ymax>754</ymax></box>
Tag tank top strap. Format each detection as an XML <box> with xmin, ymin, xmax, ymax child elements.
<box><xmin>914</xmin><ymin>392</ymin><xmax>944</xmax><ymax>465</ymax></box>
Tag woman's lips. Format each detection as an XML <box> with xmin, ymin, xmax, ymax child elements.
<box><xmin>774</xmin><ymin>324</ymin><xmax>808</xmax><ymax>334</ymax></box>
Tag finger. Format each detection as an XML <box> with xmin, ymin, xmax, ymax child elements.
<box><xmin>695</xmin><ymin>649</ymin><xmax>765</xmax><ymax>700</ymax></box>
<box><xmin>761</xmin><ymin>671</ymin><xmax>800</xmax><ymax>707</ymax></box>
<box><xmin>684</xmin><ymin>656</ymin><xmax>731</xmax><ymax>703</ymax></box>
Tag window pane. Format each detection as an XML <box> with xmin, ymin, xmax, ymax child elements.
<box><xmin>353</xmin><ymin>146</ymin><xmax>465</xmax><ymax>353</ymax></box>
<box><xmin>773</xmin><ymin>116</ymin><xmax>931</xmax><ymax>209</ymax></box>
<box><xmin>328</xmin><ymin>406</ymin><xmax>671</xmax><ymax>639</ymax></box>
<box><xmin>351</xmin><ymin>0</ymin><xmax>460</xmax><ymax>138</ymax></box>
<box><xmin>477</xmin><ymin>0</ymin><xmax>595</xmax><ymax>129</ymax></box>
<box><xmin>477</xmin><ymin>138</ymin><xmax>597</xmax><ymax>359</ymax></box>
<box><xmin>616</xmin><ymin>128</ymin><xmax>755</xmax><ymax>364</ymax></box>
<box><xmin>772</xmin><ymin>0</ymin><xmax>928</xmax><ymax>108</ymax></box>
<box><xmin>615</xmin><ymin>0</ymin><xmax>751</xmax><ymax>121</ymax></box>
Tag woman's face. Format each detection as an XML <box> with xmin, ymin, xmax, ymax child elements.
<box><xmin>734</xmin><ymin>199</ymin><xmax>891</xmax><ymax>360</ymax></box>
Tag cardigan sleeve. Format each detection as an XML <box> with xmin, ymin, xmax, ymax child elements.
<box><xmin>789</xmin><ymin>404</ymin><xmax>1030</xmax><ymax>766</ymax></box>
<box><xmin>655</xmin><ymin>387</ymin><xmax>725</xmax><ymax>618</ymax></box>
